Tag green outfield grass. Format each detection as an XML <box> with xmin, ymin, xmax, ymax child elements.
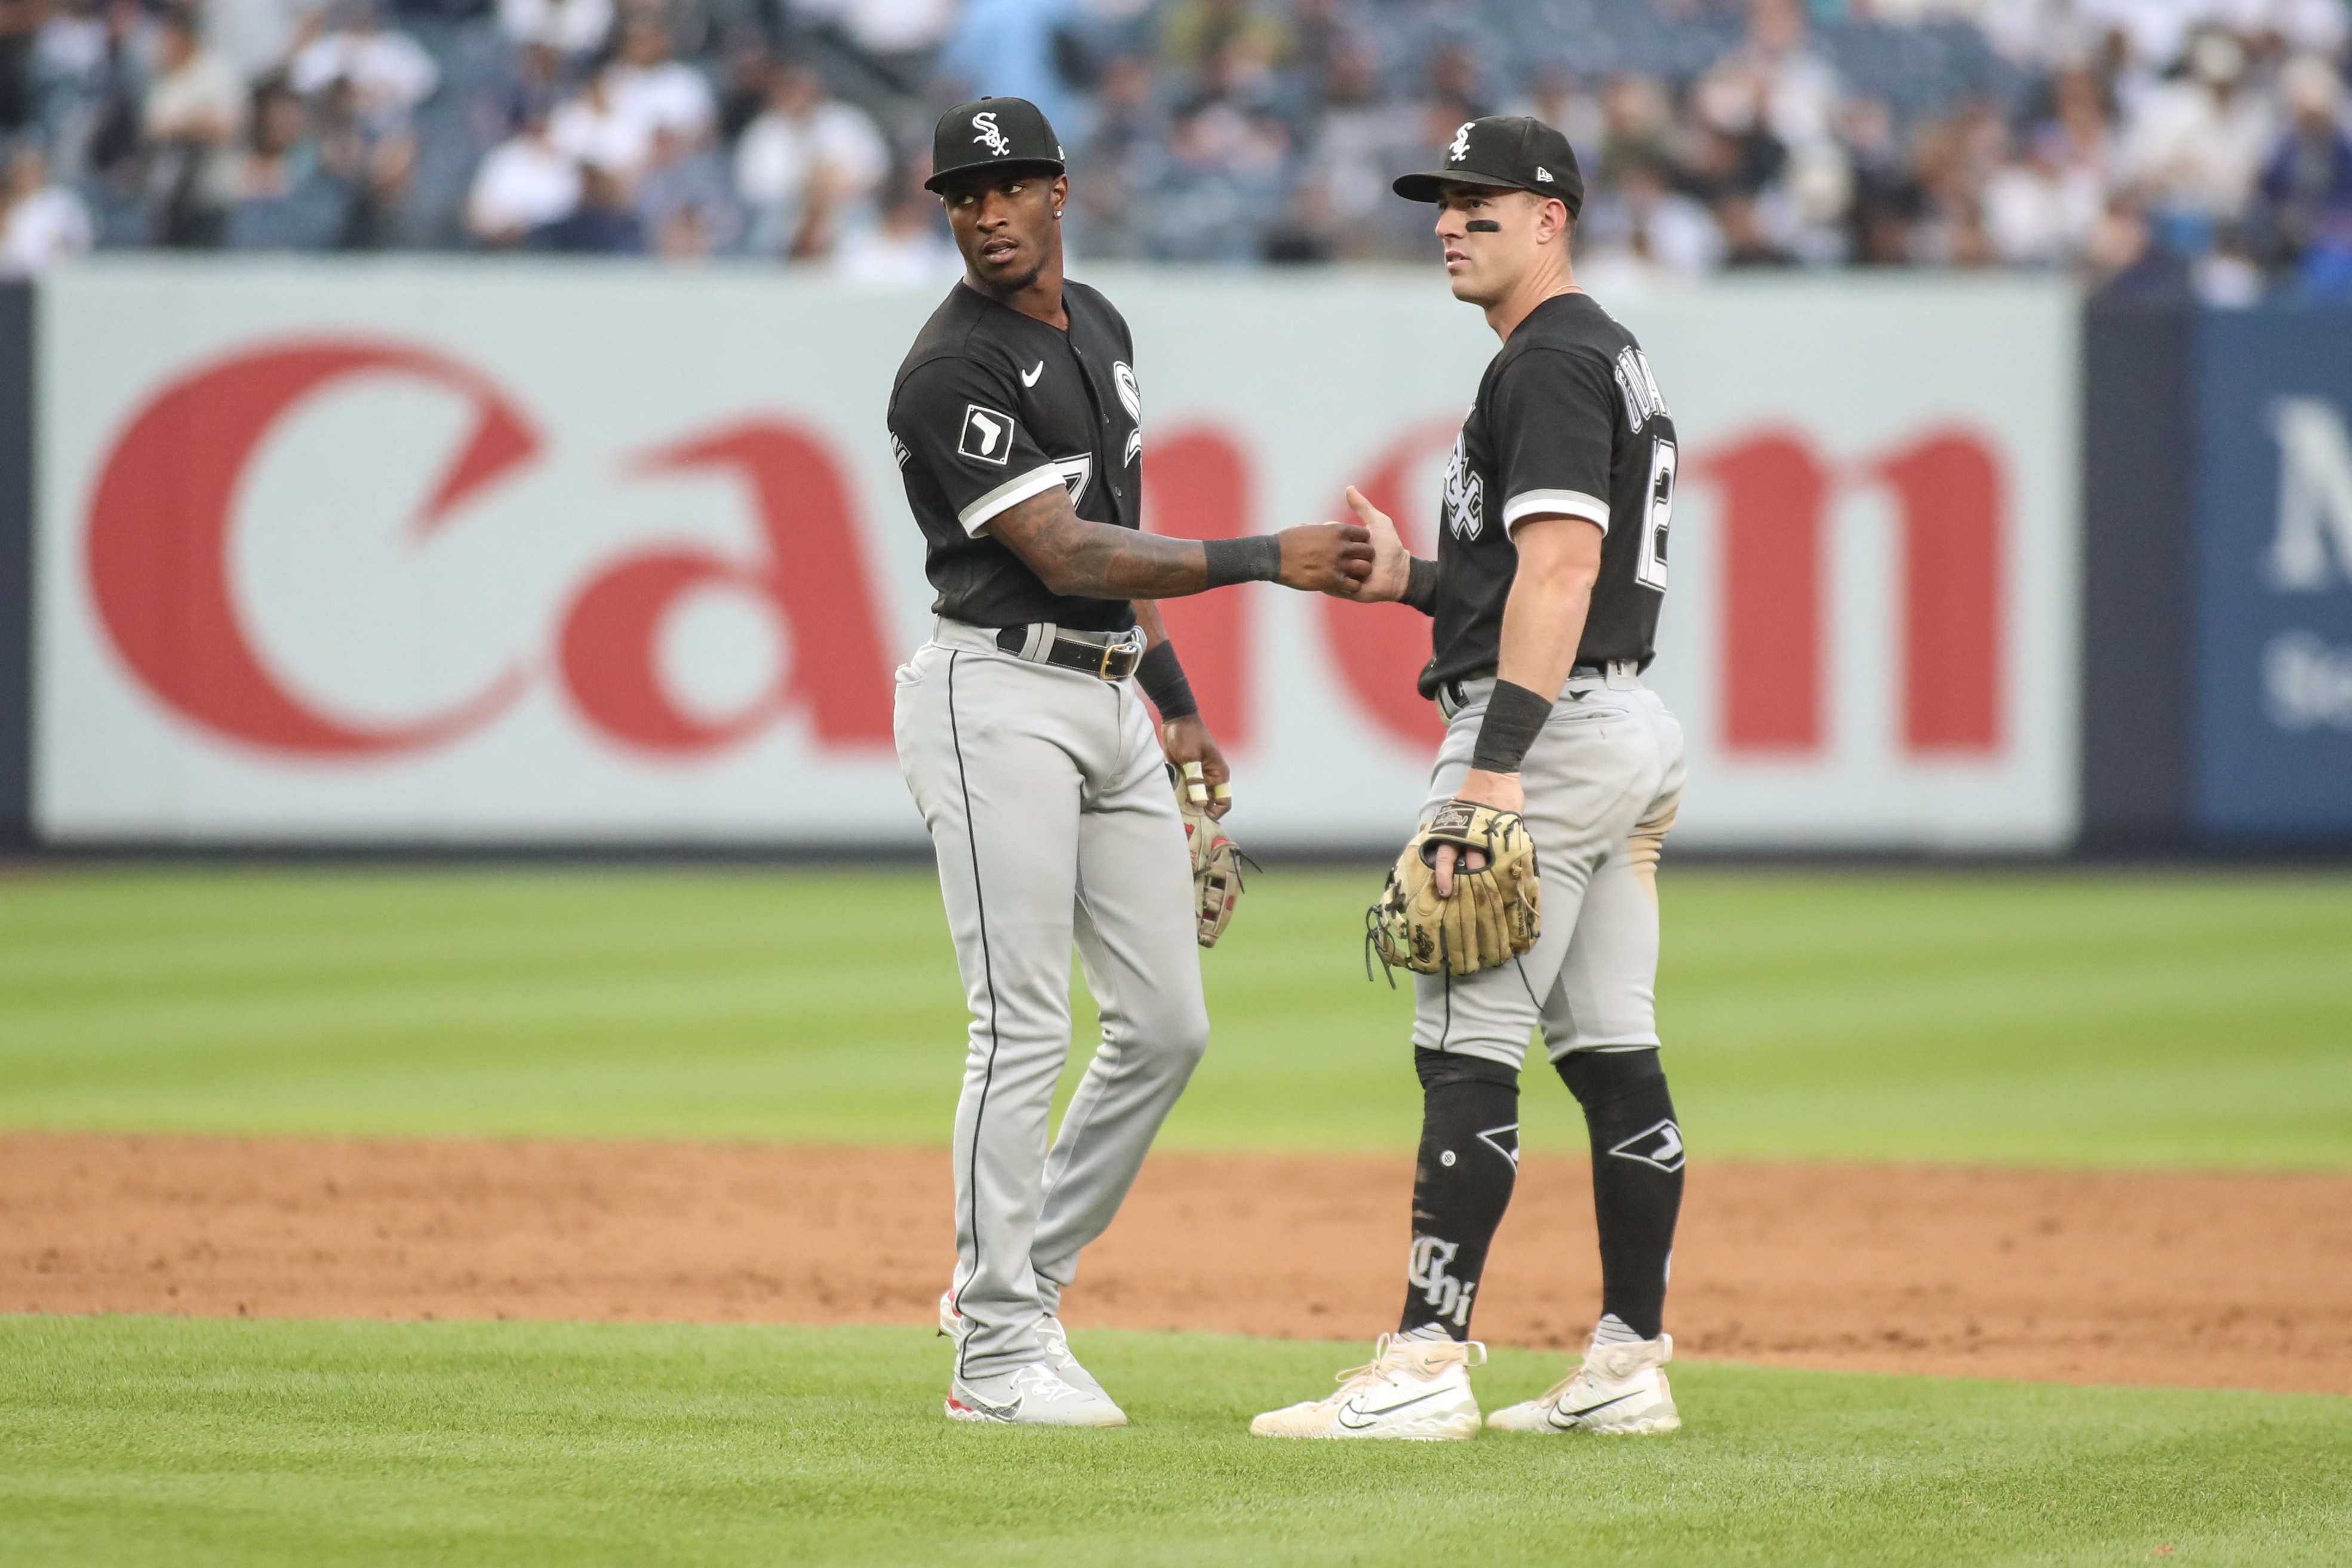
<box><xmin>4</xmin><ymin>1317</ymin><xmax>2345</xmax><ymax>1568</ymax></box>
<box><xmin>2</xmin><ymin>866</ymin><xmax>2348</xmax><ymax>1167</ymax></box>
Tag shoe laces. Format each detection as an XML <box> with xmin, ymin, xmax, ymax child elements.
<box><xmin>1537</xmin><ymin>1338</ymin><xmax>1659</xmax><ymax>1406</ymax></box>
<box><xmin>1323</xmin><ymin>1335</ymin><xmax>1484</xmax><ymax>1403</ymax></box>
<box><xmin>1323</xmin><ymin>1333</ymin><xmax>1403</xmax><ymax>1401</ymax></box>
<box><xmin>1004</xmin><ymin>1362</ymin><xmax>1069</xmax><ymax>1399</ymax></box>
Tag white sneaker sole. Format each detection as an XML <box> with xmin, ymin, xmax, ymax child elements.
<box><xmin>944</xmin><ymin>1394</ymin><xmax>1126</xmax><ymax>1428</ymax></box>
<box><xmin>1250</xmin><ymin>1412</ymin><xmax>1481</xmax><ymax>1441</ymax></box>
<box><xmin>1488</xmin><ymin>1406</ymin><xmax>1680</xmax><ymax>1435</ymax></box>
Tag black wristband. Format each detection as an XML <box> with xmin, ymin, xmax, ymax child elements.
<box><xmin>1401</xmin><ymin>555</ymin><xmax>1439</xmax><ymax>615</ymax></box>
<box><xmin>1135</xmin><ymin>639</ymin><xmax>1198</xmax><ymax>719</ymax></box>
<box><xmin>1469</xmin><ymin>679</ymin><xmax>1551</xmax><ymax>774</ymax></box>
<box><xmin>1202</xmin><ymin>534</ymin><xmax>1283</xmax><ymax>588</ymax></box>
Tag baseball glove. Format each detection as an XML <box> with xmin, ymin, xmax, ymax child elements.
<box><xmin>1367</xmin><ymin>799</ymin><xmax>1541</xmax><ymax>978</ymax></box>
<box><xmin>1176</xmin><ymin>761</ymin><xmax>1246</xmax><ymax>948</ymax></box>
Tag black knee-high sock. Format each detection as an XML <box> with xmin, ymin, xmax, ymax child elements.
<box><xmin>1397</xmin><ymin>1049</ymin><xmax>1520</xmax><ymax>1341</ymax></box>
<box><xmin>1556</xmin><ymin>1047</ymin><xmax>1683</xmax><ymax>1341</ymax></box>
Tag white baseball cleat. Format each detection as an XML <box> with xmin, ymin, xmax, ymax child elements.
<box><xmin>1484</xmin><ymin>1332</ymin><xmax>1681</xmax><ymax>1435</ymax></box>
<box><xmin>1249</xmin><ymin>1334</ymin><xmax>1486</xmax><ymax>1440</ymax></box>
<box><xmin>945</xmin><ymin>1361</ymin><xmax>1127</xmax><ymax>1427</ymax></box>
<box><xmin>938</xmin><ymin>1290</ymin><xmax>1112</xmax><ymax>1403</ymax></box>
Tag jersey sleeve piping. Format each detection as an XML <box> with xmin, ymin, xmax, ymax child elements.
<box><xmin>1503</xmin><ymin>488</ymin><xmax>1609</xmax><ymax>533</ymax></box>
<box><xmin>958</xmin><ymin>463</ymin><xmax>1065</xmax><ymax>534</ymax></box>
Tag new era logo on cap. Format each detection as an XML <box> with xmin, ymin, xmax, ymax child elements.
<box><xmin>1536</xmin><ymin>167</ymin><xmax>1554</xmax><ymax>182</ymax></box>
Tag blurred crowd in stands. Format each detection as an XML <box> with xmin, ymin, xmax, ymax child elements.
<box><xmin>1</xmin><ymin>0</ymin><xmax>2348</xmax><ymax>300</ymax></box>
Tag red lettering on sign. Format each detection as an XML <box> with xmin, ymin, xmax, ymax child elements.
<box><xmin>85</xmin><ymin>340</ymin><xmax>534</xmax><ymax>755</ymax></box>
<box><xmin>558</xmin><ymin>420</ymin><xmax>894</xmax><ymax>753</ymax></box>
<box><xmin>1703</xmin><ymin>427</ymin><xmax>2004</xmax><ymax>759</ymax></box>
<box><xmin>1876</xmin><ymin>431</ymin><xmax>2003</xmax><ymax>753</ymax></box>
<box><xmin>1143</xmin><ymin>428</ymin><xmax>1252</xmax><ymax>746</ymax></box>
<box><xmin>1703</xmin><ymin>431</ymin><xmax>1830</xmax><ymax>754</ymax></box>
<box><xmin>1318</xmin><ymin>418</ymin><xmax>1456</xmax><ymax>750</ymax></box>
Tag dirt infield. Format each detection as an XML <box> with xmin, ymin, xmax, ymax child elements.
<box><xmin>4</xmin><ymin>1133</ymin><xmax>2347</xmax><ymax>1395</ymax></box>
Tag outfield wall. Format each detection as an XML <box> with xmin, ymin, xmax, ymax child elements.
<box><xmin>10</xmin><ymin>261</ymin><xmax>2092</xmax><ymax>852</ymax></box>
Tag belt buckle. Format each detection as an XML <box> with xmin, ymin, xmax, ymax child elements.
<box><xmin>1100</xmin><ymin>634</ymin><xmax>1142</xmax><ymax>681</ymax></box>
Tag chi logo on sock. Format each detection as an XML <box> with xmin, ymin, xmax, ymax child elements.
<box><xmin>1408</xmin><ymin>1235</ymin><xmax>1476</xmax><ymax>1327</ymax></box>
<box><xmin>1609</xmin><ymin>1119</ymin><xmax>1684</xmax><ymax>1173</ymax></box>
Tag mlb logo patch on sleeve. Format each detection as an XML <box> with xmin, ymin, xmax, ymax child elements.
<box><xmin>958</xmin><ymin>404</ymin><xmax>1014</xmax><ymax>465</ymax></box>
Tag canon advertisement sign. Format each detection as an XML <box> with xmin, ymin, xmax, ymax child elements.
<box><xmin>35</xmin><ymin>263</ymin><xmax>2078</xmax><ymax>848</ymax></box>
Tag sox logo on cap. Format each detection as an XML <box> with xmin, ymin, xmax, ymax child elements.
<box><xmin>971</xmin><ymin>111</ymin><xmax>1010</xmax><ymax>156</ymax></box>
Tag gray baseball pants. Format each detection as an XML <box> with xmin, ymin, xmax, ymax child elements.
<box><xmin>1414</xmin><ymin>669</ymin><xmax>1687</xmax><ymax>1066</ymax></box>
<box><xmin>894</xmin><ymin>617</ymin><xmax>1208</xmax><ymax>1381</ymax></box>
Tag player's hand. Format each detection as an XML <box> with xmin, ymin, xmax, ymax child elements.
<box><xmin>1161</xmin><ymin>715</ymin><xmax>1232</xmax><ymax>819</ymax></box>
<box><xmin>1432</xmin><ymin>768</ymin><xmax>1524</xmax><ymax>897</ymax></box>
<box><xmin>1274</xmin><ymin>522</ymin><xmax>1374</xmax><ymax>594</ymax></box>
<box><xmin>1335</xmin><ymin>486</ymin><xmax>1410</xmax><ymax>602</ymax></box>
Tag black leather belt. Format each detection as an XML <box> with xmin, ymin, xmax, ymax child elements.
<box><xmin>1440</xmin><ymin>665</ymin><xmax>1609</xmax><ymax>710</ymax></box>
<box><xmin>996</xmin><ymin>624</ymin><xmax>1144</xmax><ymax>681</ymax></box>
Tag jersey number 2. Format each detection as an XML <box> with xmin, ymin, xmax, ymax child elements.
<box><xmin>1636</xmin><ymin>438</ymin><xmax>1674</xmax><ymax>592</ymax></box>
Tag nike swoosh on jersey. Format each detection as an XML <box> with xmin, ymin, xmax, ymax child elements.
<box><xmin>1334</xmin><ymin>1388</ymin><xmax>1446</xmax><ymax>1429</ymax></box>
<box><xmin>1021</xmin><ymin>361</ymin><xmax>1044</xmax><ymax>387</ymax></box>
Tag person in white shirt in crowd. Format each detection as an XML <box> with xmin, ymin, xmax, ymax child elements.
<box><xmin>1739</xmin><ymin>0</ymin><xmax>1841</xmax><ymax>153</ymax></box>
<box><xmin>549</xmin><ymin>69</ymin><xmax>655</xmax><ymax>186</ymax></box>
<box><xmin>636</xmin><ymin>125</ymin><xmax>740</xmax><ymax>259</ymax></box>
<box><xmin>2124</xmin><ymin>26</ymin><xmax>2278</xmax><ymax>222</ymax></box>
<box><xmin>206</xmin><ymin>0</ymin><xmax>323</xmax><ymax>84</ymax></box>
<box><xmin>798</xmin><ymin>0</ymin><xmax>956</xmax><ymax>94</ymax></box>
<box><xmin>733</xmin><ymin>61</ymin><xmax>887</xmax><ymax>257</ymax></box>
<box><xmin>143</xmin><ymin>5</ymin><xmax>245</xmax><ymax>245</ymax></box>
<box><xmin>1577</xmin><ymin>152</ymin><xmax>1726</xmax><ymax>288</ymax></box>
<box><xmin>468</xmin><ymin>99</ymin><xmax>580</xmax><ymax>247</ymax></box>
<box><xmin>832</xmin><ymin>164</ymin><xmax>957</xmax><ymax>285</ymax></box>
<box><xmin>0</xmin><ymin>143</ymin><xmax>95</xmax><ymax>273</ymax></box>
<box><xmin>2213</xmin><ymin>0</ymin><xmax>2346</xmax><ymax>59</ymax></box>
<box><xmin>605</xmin><ymin>19</ymin><xmax>716</xmax><ymax>146</ymax></box>
<box><xmin>288</xmin><ymin>0</ymin><xmax>439</xmax><ymax>135</ymax></box>
<box><xmin>1984</xmin><ymin>130</ymin><xmax>2077</xmax><ymax>265</ymax></box>
<box><xmin>145</xmin><ymin>7</ymin><xmax>244</xmax><ymax>145</ymax></box>
<box><xmin>1983</xmin><ymin>67</ymin><xmax>2113</xmax><ymax>266</ymax></box>
<box><xmin>33</xmin><ymin>0</ymin><xmax>117</xmax><ymax>185</ymax></box>
<box><xmin>499</xmin><ymin>0</ymin><xmax>614</xmax><ymax>60</ymax></box>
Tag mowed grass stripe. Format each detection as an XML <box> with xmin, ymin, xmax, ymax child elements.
<box><xmin>2</xmin><ymin>1318</ymin><xmax>2345</xmax><ymax>1568</ymax></box>
<box><xmin>1</xmin><ymin>867</ymin><xmax>2347</xmax><ymax>1166</ymax></box>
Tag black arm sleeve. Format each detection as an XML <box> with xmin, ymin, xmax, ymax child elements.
<box><xmin>1401</xmin><ymin>555</ymin><xmax>1439</xmax><ymax>615</ymax></box>
<box><xmin>1135</xmin><ymin>638</ymin><xmax>1198</xmax><ymax>719</ymax></box>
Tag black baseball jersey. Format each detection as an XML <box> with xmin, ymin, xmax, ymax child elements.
<box><xmin>1420</xmin><ymin>292</ymin><xmax>1675</xmax><ymax>698</ymax></box>
<box><xmin>888</xmin><ymin>279</ymin><xmax>1143</xmax><ymax>632</ymax></box>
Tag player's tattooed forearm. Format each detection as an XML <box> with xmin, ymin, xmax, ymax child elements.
<box><xmin>990</xmin><ymin>488</ymin><xmax>1209</xmax><ymax>598</ymax></box>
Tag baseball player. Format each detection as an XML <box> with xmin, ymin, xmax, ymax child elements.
<box><xmin>1252</xmin><ymin>116</ymin><xmax>1689</xmax><ymax>1440</ymax></box>
<box><xmin>890</xmin><ymin>96</ymin><xmax>1373</xmax><ymax>1428</ymax></box>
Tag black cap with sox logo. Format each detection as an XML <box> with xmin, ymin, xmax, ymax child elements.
<box><xmin>1392</xmin><ymin>115</ymin><xmax>1584</xmax><ymax>218</ymax></box>
<box><xmin>925</xmin><ymin>97</ymin><xmax>1066</xmax><ymax>192</ymax></box>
